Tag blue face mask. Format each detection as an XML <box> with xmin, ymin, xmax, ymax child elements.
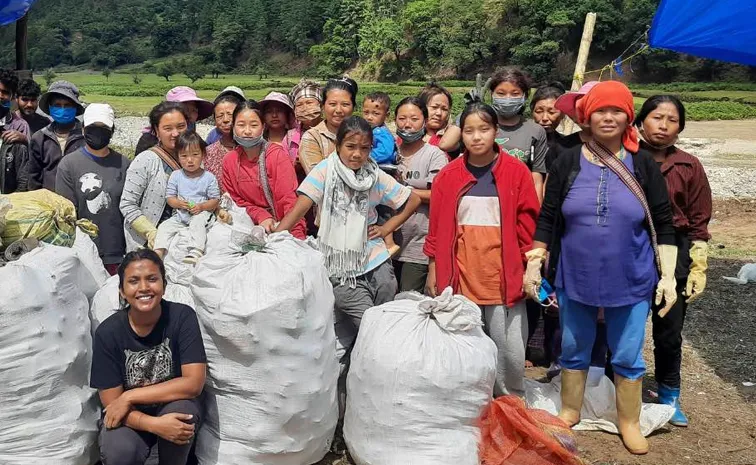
<box><xmin>49</xmin><ymin>106</ymin><xmax>77</xmax><ymax>124</ymax></box>
<box><xmin>187</xmin><ymin>122</ymin><xmax>196</xmax><ymax>132</ymax></box>
<box><xmin>0</xmin><ymin>99</ymin><xmax>10</xmax><ymax>118</ymax></box>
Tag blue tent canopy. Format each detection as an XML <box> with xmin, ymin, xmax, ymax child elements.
<box><xmin>0</xmin><ymin>0</ymin><xmax>36</xmax><ymax>26</ymax></box>
<box><xmin>649</xmin><ymin>0</ymin><xmax>756</xmax><ymax>66</ymax></box>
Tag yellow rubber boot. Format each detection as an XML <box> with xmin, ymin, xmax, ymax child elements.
<box><xmin>558</xmin><ymin>369</ymin><xmax>588</xmax><ymax>427</ymax></box>
<box><xmin>615</xmin><ymin>375</ymin><xmax>649</xmax><ymax>455</ymax></box>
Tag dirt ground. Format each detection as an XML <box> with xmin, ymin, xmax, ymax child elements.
<box><xmin>316</xmin><ymin>118</ymin><xmax>756</xmax><ymax>465</ymax></box>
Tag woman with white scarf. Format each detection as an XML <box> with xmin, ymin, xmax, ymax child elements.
<box><xmin>275</xmin><ymin>116</ymin><xmax>422</xmax><ymax>330</ymax></box>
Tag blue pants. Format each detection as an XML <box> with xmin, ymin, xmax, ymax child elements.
<box><xmin>558</xmin><ymin>290</ymin><xmax>649</xmax><ymax>380</ymax></box>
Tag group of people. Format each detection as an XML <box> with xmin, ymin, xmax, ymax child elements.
<box><xmin>0</xmin><ymin>66</ymin><xmax>712</xmax><ymax>463</ymax></box>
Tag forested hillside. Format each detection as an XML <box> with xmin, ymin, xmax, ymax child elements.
<box><xmin>0</xmin><ymin>0</ymin><xmax>754</xmax><ymax>83</ymax></box>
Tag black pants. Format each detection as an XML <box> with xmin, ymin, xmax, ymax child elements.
<box><xmin>652</xmin><ymin>281</ymin><xmax>688</xmax><ymax>388</ymax></box>
<box><xmin>652</xmin><ymin>231</ymin><xmax>692</xmax><ymax>388</ymax></box>
<box><xmin>98</xmin><ymin>398</ymin><xmax>201</xmax><ymax>465</ymax></box>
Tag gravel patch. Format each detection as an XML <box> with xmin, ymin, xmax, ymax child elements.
<box><xmin>111</xmin><ymin>117</ymin><xmax>213</xmax><ymax>156</ymax></box>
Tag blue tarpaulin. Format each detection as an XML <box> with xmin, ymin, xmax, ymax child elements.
<box><xmin>649</xmin><ymin>0</ymin><xmax>756</xmax><ymax>66</ymax></box>
<box><xmin>0</xmin><ymin>0</ymin><xmax>36</xmax><ymax>26</ymax></box>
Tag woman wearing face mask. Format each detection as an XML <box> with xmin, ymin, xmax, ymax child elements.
<box><xmin>134</xmin><ymin>87</ymin><xmax>213</xmax><ymax>156</ymax></box>
<box><xmin>298</xmin><ymin>77</ymin><xmax>358</xmax><ymax>175</ymax></box>
<box><xmin>425</xmin><ymin>102</ymin><xmax>540</xmax><ymax>397</ymax></box>
<box><xmin>392</xmin><ymin>97</ymin><xmax>448</xmax><ymax>293</ymax></box>
<box><xmin>205</xmin><ymin>92</ymin><xmax>243</xmax><ymax>193</ymax></box>
<box><xmin>289</xmin><ymin>79</ymin><xmax>323</xmax><ymax>169</ymax></box>
<box><xmin>440</xmin><ymin>68</ymin><xmax>548</xmax><ymax>201</ymax></box>
<box><xmin>56</xmin><ymin>104</ymin><xmax>130</xmax><ymax>275</ymax></box>
<box><xmin>28</xmin><ymin>80</ymin><xmax>86</xmax><ymax>191</ymax></box>
<box><xmin>222</xmin><ymin>100</ymin><xmax>305</xmax><ymax>239</ymax></box>
<box><xmin>635</xmin><ymin>95</ymin><xmax>712</xmax><ymax>428</ymax></box>
<box><xmin>525</xmin><ymin>81</ymin><xmax>676</xmax><ymax>455</ymax></box>
<box><xmin>121</xmin><ymin>102</ymin><xmax>189</xmax><ymax>252</ymax></box>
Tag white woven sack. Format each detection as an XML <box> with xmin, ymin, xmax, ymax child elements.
<box><xmin>192</xmin><ymin>232</ymin><xmax>339</xmax><ymax>465</ymax></box>
<box><xmin>70</xmin><ymin>227</ymin><xmax>110</xmax><ymax>289</ymax></box>
<box><xmin>0</xmin><ymin>245</ymin><xmax>99</xmax><ymax>465</ymax></box>
<box><xmin>344</xmin><ymin>288</ymin><xmax>497</xmax><ymax>465</ymax></box>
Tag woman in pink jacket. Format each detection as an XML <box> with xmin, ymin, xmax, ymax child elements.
<box><xmin>222</xmin><ymin>100</ymin><xmax>306</xmax><ymax>239</ymax></box>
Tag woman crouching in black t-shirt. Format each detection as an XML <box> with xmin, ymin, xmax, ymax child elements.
<box><xmin>91</xmin><ymin>249</ymin><xmax>207</xmax><ymax>465</ymax></box>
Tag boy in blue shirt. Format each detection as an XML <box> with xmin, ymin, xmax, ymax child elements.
<box><xmin>362</xmin><ymin>92</ymin><xmax>397</xmax><ymax>167</ymax></box>
<box><xmin>362</xmin><ymin>92</ymin><xmax>400</xmax><ymax>254</ymax></box>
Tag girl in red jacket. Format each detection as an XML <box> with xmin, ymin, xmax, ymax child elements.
<box><xmin>222</xmin><ymin>100</ymin><xmax>306</xmax><ymax>239</ymax></box>
<box><xmin>424</xmin><ymin>102</ymin><xmax>540</xmax><ymax>397</ymax></box>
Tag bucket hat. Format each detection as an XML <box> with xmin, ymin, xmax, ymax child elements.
<box><xmin>260</xmin><ymin>92</ymin><xmax>295</xmax><ymax>128</ymax></box>
<box><xmin>166</xmin><ymin>86</ymin><xmax>214</xmax><ymax>120</ymax></box>
<box><xmin>554</xmin><ymin>81</ymin><xmax>599</xmax><ymax>122</ymax></box>
<box><xmin>39</xmin><ymin>81</ymin><xmax>85</xmax><ymax>115</ymax></box>
<box><xmin>216</xmin><ymin>86</ymin><xmax>246</xmax><ymax>103</ymax></box>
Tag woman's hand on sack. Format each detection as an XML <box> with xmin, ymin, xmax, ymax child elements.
<box><xmin>368</xmin><ymin>224</ymin><xmax>390</xmax><ymax>240</ymax></box>
<box><xmin>260</xmin><ymin>218</ymin><xmax>275</xmax><ymax>233</ymax></box>
<box><xmin>103</xmin><ymin>393</ymin><xmax>133</xmax><ymax>429</ymax></box>
<box><xmin>151</xmin><ymin>413</ymin><xmax>196</xmax><ymax>445</ymax></box>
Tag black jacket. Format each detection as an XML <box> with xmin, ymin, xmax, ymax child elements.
<box><xmin>534</xmin><ymin>144</ymin><xmax>675</xmax><ymax>282</ymax></box>
<box><xmin>28</xmin><ymin>122</ymin><xmax>85</xmax><ymax>191</ymax></box>
<box><xmin>0</xmin><ymin>134</ymin><xmax>29</xmax><ymax>194</ymax></box>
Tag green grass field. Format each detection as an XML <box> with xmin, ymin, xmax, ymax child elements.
<box><xmin>39</xmin><ymin>72</ymin><xmax>756</xmax><ymax>121</ymax></box>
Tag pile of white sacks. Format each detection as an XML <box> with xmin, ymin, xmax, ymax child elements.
<box><xmin>2</xmin><ymin>201</ymin><xmax>674</xmax><ymax>465</ymax></box>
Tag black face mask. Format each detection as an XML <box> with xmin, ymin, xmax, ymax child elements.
<box><xmin>84</xmin><ymin>125</ymin><xmax>113</xmax><ymax>150</ymax></box>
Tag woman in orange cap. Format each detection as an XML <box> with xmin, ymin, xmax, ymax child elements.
<box><xmin>523</xmin><ymin>81</ymin><xmax>677</xmax><ymax>455</ymax></box>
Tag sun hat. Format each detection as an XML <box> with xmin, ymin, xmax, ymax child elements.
<box><xmin>39</xmin><ymin>80</ymin><xmax>85</xmax><ymax>115</ymax></box>
<box><xmin>259</xmin><ymin>92</ymin><xmax>293</xmax><ymax>112</ymax></box>
<box><xmin>554</xmin><ymin>81</ymin><xmax>599</xmax><ymax>122</ymax></box>
<box><xmin>259</xmin><ymin>92</ymin><xmax>296</xmax><ymax>128</ymax></box>
<box><xmin>83</xmin><ymin>103</ymin><xmax>115</xmax><ymax>128</ymax></box>
<box><xmin>165</xmin><ymin>86</ymin><xmax>214</xmax><ymax>120</ymax></box>
<box><xmin>289</xmin><ymin>79</ymin><xmax>323</xmax><ymax>104</ymax></box>
<box><xmin>216</xmin><ymin>86</ymin><xmax>246</xmax><ymax>103</ymax></box>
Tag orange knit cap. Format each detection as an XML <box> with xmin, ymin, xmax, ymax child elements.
<box><xmin>576</xmin><ymin>80</ymin><xmax>639</xmax><ymax>153</ymax></box>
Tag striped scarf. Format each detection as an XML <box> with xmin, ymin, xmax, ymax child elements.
<box><xmin>585</xmin><ymin>140</ymin><xmax>661</xmax><ymax>273</ymax></box>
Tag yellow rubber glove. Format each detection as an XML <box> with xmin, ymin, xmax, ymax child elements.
<box><xmin>685</xmin><ymin>240</ymin><xmax>708</xmax><ymax>303</ymax></box>
<box><xmin>655</xmin><ymin>244</ymin><xmax>678</xmax><ymax>317</ymax></box>
<box><xmin>131</xmin><ymin>215</ymin><xmax>158</xmax><ymax>249</ymax></box>
<box><xmin>523</xmin><ymin>248</ymin><xmax>547</xmax><ymax>301</ymax></box>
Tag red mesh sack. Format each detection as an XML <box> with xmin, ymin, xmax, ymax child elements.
<box><xmin>479</xmin><ymin>395</ymin><xmax>585</xmax><ymax>465</ymax></box>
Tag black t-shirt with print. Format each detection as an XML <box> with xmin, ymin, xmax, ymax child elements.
<box><xmin>90</xmin><ymin>300</ymin><xmax>206</xmax><ymax>408</ymax></box>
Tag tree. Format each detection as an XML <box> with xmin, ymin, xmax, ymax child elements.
<box><xmin>43</xmin><ymin>68</ymin><xmax>57</xmax><ymax>87</ymax></box>
<box><xmin>156</xmin><ymin>63</ymin><xmax>174</xmax><ymax>82</ymax></box>
<box><xmin>185</xmin><ymin>68</ymin><xmax>206</xmax><ymax>83</ymax></box>
<box><xmin>209</xmin><ymin>62</ymin><xmax>224</xmax><ymax>79</ymax></box>
<box><xmin>102</xmin><ymin>67</ymin><xmax>112</xmax><ymax>81</ymax></box>
<box><xmin>131</xmin><ymin>73</ymin><xmax>143</xmax><ymax>85</ymax></box>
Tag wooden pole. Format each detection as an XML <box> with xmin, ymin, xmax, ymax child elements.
<box><xmin>564</xmin><ymin>12</ymin><xmax>597</xmax><ymax>134</ymax></box>
<box><xmin>15</xmin><ymin>14</ymin><xmax>29</xmax><ymax>73</ymax></box>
